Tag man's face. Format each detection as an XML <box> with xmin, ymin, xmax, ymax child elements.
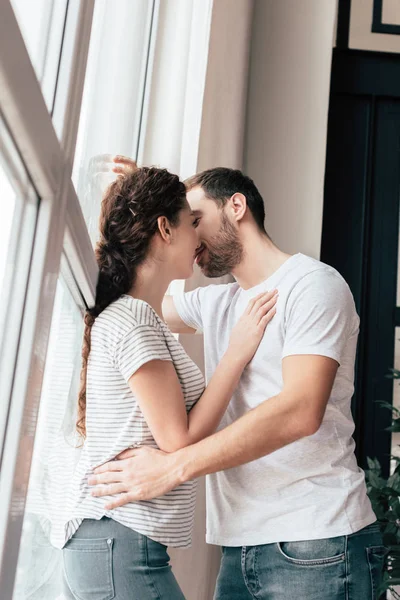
<box><xmin>187</xmin><ymin>186</ymin><xmax>243</xmax><ymax>278</ymax></box>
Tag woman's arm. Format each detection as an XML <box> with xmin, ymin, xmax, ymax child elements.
<box><xmin>128</xmin><ymin>290</ymin><xmax>277</xmax><ymax>452</ymax></box>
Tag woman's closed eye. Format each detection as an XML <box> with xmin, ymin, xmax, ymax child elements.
<box><xmin>192</xmin><ymin>217</ymin><xmax>201</xmax><ymax>228</ymax></box>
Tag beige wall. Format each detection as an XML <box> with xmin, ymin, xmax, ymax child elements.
<box><xmin>175</xmin><ymin>1</ymin><xmax>337</xmax><ymax>597</ymax></box>
<box><xmin>350</xmin><ymin>0</ymin><xmax>400</xmax><ymax>53</ymax></box>
<box><xmin>244</xmin><ymin>0</ymin><xmax>337</xmax><ymax>259</ymax></box>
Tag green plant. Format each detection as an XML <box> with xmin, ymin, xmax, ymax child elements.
<box><xmin>365</xmin><ymin>392</ymin><xmax>400</xmax><ymax>598</ymax></box>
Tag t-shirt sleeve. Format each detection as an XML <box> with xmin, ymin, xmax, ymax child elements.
<box><xmin>113</xmin><ymin>324</ymin><xmax>172</xmax><ymax>383</ymax></box>
<box><xmin>282</xmin><ymin>270</ymin><xmax>359</xmax><ymax>365</ymax></box>
<box><xmin>173</xmin><ymin>287</ymin><xmax>207</xmax><ymax>332</ymax></box>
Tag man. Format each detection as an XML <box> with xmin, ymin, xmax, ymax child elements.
<box><xmin>89</xmin><ymin>161</ymin><xmax>384</xmax><ymax>599</ymax></box>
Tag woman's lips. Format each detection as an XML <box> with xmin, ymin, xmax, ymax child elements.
<box><xmin>195</xmin><ymin>247</ymin><xmax>205</xmax><ymax>264</ymax></box>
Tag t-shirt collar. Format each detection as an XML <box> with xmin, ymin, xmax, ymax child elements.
<box><xmin>239</xmin><ymin>253</ymin><xmax>304</xmax><ymax>299</ymax></box>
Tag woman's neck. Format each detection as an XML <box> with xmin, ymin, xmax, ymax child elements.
<box><xmin>128</xmin><ymin>263</ymin><xmax>171</xmax><ymax>321</ymax></box>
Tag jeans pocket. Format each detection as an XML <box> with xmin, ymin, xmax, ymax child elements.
<box><xmin>366</xmin><ymin>546</ymin><xmax>387</xmax><ymax>600</ymax></box>
<box><xmin>63</xmin><ymin>537</ymin><xmax>115</xmax><ymax>600</ymax></box>
<box><xmin>142</xmin><ymin>534</ymin><xmax>170</xmax><ymax>568</ymax></box>
<box><xmin>277</xmin><ymin>537</ymin><xmax>346</xmax><ymax>566</ymax></box>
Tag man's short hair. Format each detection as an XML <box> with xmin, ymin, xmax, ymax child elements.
<box><xmin>185</xmin><ymin>167</ymin><xmax>266</xmax><ymax>232</ymax></box>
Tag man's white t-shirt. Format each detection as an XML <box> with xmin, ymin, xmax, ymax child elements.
<box><xmin>173</xmin><ymin>253</ymin><xmax>376</xmax><ymax>546</ymax></box>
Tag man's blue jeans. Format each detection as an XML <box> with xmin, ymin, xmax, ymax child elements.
<box><xmin>214</xmin><ymin>521</ymin><xmax>386</xmax><ymax>600</ymax></box>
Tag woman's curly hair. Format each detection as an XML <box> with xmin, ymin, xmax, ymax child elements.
<box><xmin>76</xmin><ymin>166</ymin><xmax>186</xmax><ymax>438</ymax></box>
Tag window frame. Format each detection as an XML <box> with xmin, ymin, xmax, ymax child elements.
<box><xmin>0</xmin><ymin>0</ymin><xmax>96</xmax><ymax>595</ymax></box>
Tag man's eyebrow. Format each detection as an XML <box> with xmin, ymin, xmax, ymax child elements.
<box><xmin>190</xmin><ymin>210</ymin><xmax>202</xmax><ymax>217</ymax></box>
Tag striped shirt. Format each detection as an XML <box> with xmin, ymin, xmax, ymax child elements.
<box><xmin>50</xmin><ymin>295</ymin><xmax>204</xmax><ymax>549</ymax></box>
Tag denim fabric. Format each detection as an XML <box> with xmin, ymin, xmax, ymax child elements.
<box><xmin>62</xmin><ymin>517</ymin><xmax>185</xmax><ymax>600</ymax></box>
<box><xmin>214</xmin><ymin>521</ymin><xmax>386</xmax><ymax>600</ymax></box>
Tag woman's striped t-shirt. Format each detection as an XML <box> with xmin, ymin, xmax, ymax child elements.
<box><xmin>51</xmin><ymin>294</ymin><xmax>205</xmax><ymax>549</ymax></box>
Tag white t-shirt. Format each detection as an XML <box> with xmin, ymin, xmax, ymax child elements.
<box><xmin>50</xmin><ymin>295</ymin><xmax>204</xmax><ymax>549</ymax></box>
<box><xmin>174</xmin><ymin>253</ymin><xmax>376</xmax><ymax>546</ymax></box>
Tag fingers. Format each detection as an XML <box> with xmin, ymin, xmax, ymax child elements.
<box><xmin>112</xmin><ymin>165</ymin><xmax>127</xmax><ymax>174</ymax></box>
<box><xmin>248</xmin><ymin>289</ymin><xmax>278</xmax><ymax>316</ymax></box>
<box><xmin>245</xmin><ymin>291</ymin><xmax>269</xmax><ymax>314</ymax></box>
<box><xmin>113</xmin><ymin>155</ymin><xmax>136</xmax><ymax>165</ymax></box>
<box><xmin>88</xmin><ymin>471</ymin><xmax>123</xmax><ymax>486</ymax></box>
<box><xmin>91</xmin><ymin>483</ymin><xmax>126</xmax><ymax>498</ymax></box>
<box><xmin>112</xmin><ymin>155</ymin><xmax>138</xmax><ymax>175</ymax></box>
<box><xmin>249</xmin><ymin>289</ymin><xmax>277</xmax><ymax>310</ymax></box>
<box><xmin>255</xmin><ymin>293</ymin><xmax>278</xmax><ymax>321</ymax></box>
<box><xmin>92</xmin><ymin>460</ymin><xmax>124</xmax><ymax>475</ymax></box>
<box><xmin>115</xmin><ymin>448</ymin><xmax>138</xmax><ymax>460</ymax></box>
<box><xmin>105</xmin><ymin>493</ymin><xmax>132</xmax><ymax>511</ymax></box>
<box><xmin>259</xmin><ymin>306</ymin><xmax>277</xmax><ymax>328</ymax></box>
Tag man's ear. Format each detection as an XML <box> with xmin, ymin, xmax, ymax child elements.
<box><xmin>157</xmin><ymin>216</ymin><xmax>173</xmax><ymax>243</ymax></box>
<box><xmin>229</xmin><ymin>193</ymin><xmax>247</xmax><ymax>222</ymax></box>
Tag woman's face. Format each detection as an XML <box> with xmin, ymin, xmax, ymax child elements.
<box><xmin>170</xmin><ymin>204</ymin><xmax>201</xmax><ymax>279</ymax></box>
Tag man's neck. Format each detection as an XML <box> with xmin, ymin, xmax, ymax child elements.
<box><xmin>232</xmin><ymin>233</ymin><xmax>293</xmax><ymax>290</ymax></box>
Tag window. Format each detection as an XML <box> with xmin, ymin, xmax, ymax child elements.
<box><xmin>12</xmin><ymin>266</ymin><xmax>84</xmax><ymax>600</ymax></box>
<box><xmin>10</xmin><ymin>0</ymin><xmax>69</xmax><ymax>111</ymax></box>
<box><xmin>0</xmin><ymin>117</ymin><xmax>38</xmax><ymax>471</ymax></box>
<box><xmin>0</xmin><ymin>0</ymin><xmax>157</xmax><ymax>596</ymax></box>
<box><xmin>72</xmin><ymin>0</ymin><xmax>156</xmax><ymax>243</ymax></box>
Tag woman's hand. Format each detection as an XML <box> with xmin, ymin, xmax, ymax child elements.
<box><xmin>112</xmin><ymin>155</ymin><xmax>138</xmax><ymax>177</ymax></box>
<box><xmin>227</xmin><ymin>290</ymin><xmax>278</xmax><ymax>366</ymax></box>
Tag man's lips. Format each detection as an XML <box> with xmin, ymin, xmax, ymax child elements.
<box><xmin>194</xmin><ymin>246</ymin><xmax>205</xmax><ymax>264</ymax></box>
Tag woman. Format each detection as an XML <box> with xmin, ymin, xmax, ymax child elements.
<box><xmin>59</xmin><ymin>166</ymin><xmax>277</xmax><ymax>600</ymax></box>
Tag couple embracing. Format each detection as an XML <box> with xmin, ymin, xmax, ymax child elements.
<box><xmin>56</xmin><ymin>158</ymin><xmax>383</xmax><ymax>600</ymax></box>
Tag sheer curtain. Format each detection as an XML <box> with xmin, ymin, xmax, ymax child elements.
<box><xmin>72</xmin><ymin>0</ymin><xmax>155</xmax><ymax>243</ymax></box>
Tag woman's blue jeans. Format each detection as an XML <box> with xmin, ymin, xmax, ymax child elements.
<box><xmin>214</xmin><ymin>521</ymin><xmax>386</xmax><ymax>600</ymax></box>
<box><xmin>62</xmin><ymin>517</ymin><xmax>185</xmax><ymax>600</ymax></box>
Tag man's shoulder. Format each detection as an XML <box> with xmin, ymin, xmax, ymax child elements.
<box><xmin>287</xmin><ymin>255</ymin><xmax>357</xmax><ymax>321</ymax></box>
<box><xmin>293</xmin><ymin>255</ymin><xmax>349</xmax><ymax>290</ymax></box>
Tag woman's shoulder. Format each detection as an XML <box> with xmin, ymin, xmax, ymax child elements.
<box><xmin>93</xmin><ymin>295</ymin><xmax>161</xmax><ymax>341</ymax></box>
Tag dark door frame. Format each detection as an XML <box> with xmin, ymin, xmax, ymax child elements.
<box><xmin>321</xmin><ymin>48</ymin><xmax>400</xmax><ymax>476</ymax></box>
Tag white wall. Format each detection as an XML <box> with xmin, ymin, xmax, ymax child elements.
<box><xmin>244</xmin><ymin>0</ymin><xmax>337</xmax><ymax>259</ymax></box>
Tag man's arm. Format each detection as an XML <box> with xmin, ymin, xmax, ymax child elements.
<box><xmin>89</xmin><ymin>354</ymin><xmax>338</xmax><ymax>507</ymax></box>
<box><xmin>175</xmin><ymin>353</ymin><xmax>337</xmax><ymax>478</ymax></box>
<box><xmin>162</xmin><ymin>295</ymin><xmax>196</xmax><ymax>334</ymax></box>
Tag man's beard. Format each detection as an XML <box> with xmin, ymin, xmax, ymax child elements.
<box><xmin>198</xmin><ymin>213</ymin><xmax>244</xmax><ymax>278</ymax></box>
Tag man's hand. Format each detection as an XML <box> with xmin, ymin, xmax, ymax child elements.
<box><xmin>88</xmin><ymin>446</ymin><xmax>183</xmax><ymax>509</ymax></box>
<box><xmin>112</xmin><ymin>155</ymin><xmax>138</xmax><ymax>177</ymax></box>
